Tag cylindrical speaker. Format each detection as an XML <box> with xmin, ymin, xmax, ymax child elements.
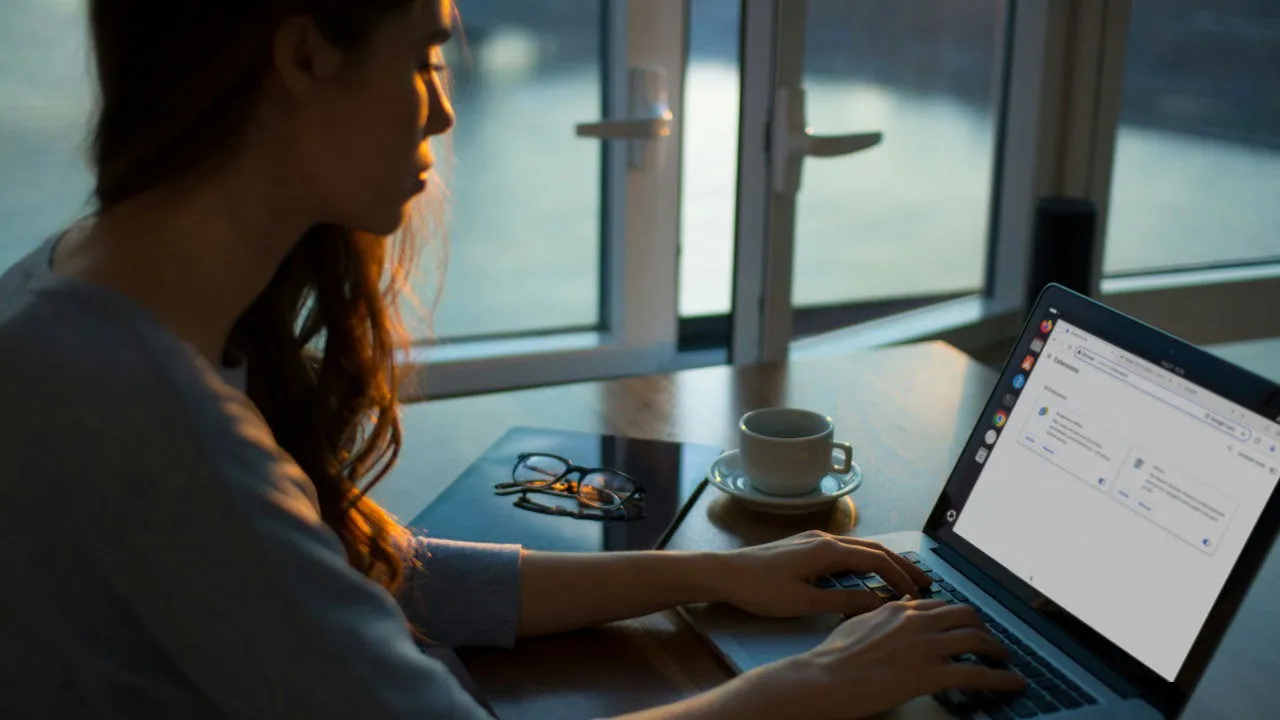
<box><xmin>1025</xmin><ymin>196</ymin><xmax>1098</xmax><ymax>311</ymax></box>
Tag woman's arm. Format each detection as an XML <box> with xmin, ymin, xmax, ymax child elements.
<box><xmin>518</xmin><ymin>532</ymin><xmax>932</xmax><ymax>637</ymax></box>
<box><xmin>517</xmin><ymin>549</ymin><xmax>721</xmax><ymax>637</ymax></box>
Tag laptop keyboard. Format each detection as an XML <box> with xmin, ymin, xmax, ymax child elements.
<box><xmin>816</xmin><ymin>552</ymin><xmax>1098</xmax><ymax>719</ymax></box>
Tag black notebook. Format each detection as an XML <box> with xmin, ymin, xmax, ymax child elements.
<box><xmin>408</xmin><ymin>426</ymin><xmax>723</xmax><ymax>552</ymax></box>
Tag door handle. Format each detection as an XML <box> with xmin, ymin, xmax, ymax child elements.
<box><xmin>576</xmin><ymin>65</ymin><xmax>673</xmax><ymax>170</ymax></box>
<box><xmin>771</xmin><ymin>86</ymin><xmax>883</xmax><ymax>195</ymax></box>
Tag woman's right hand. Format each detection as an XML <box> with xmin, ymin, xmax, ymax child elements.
<box><xmin>729</xmin><ymin>598</ymin><xmax>1028</xmax><ymax>719</ymax></box>
<box><xmin>617</xmin><ymin>598</ymin><xmax>1026</xmax><ymax>720</ymax></box>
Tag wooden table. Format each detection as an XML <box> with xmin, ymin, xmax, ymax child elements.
<box><xmin>385</xmin><ymin>342</ymin><xmax>1277</xmax><ymax>720</ymax></box>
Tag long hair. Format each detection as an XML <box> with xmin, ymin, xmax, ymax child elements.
<box><xmin>89</xmin><ymin>0</ymin><xmax>443</xmax><ymax>594</ymax></box>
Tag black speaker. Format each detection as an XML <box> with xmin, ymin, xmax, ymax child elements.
<box><xmin>1026</xmin><ymin>197</ymin><xmax>1098</xmax><ymax>310</ymax></box>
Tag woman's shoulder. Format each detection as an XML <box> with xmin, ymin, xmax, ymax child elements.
<box><xmin>1</xmin><ymin>276</ymin><xmax>221</xmax><ymax>405</ymax></box>
<box><xmin>0</xmin><ymin>271</ymin><xmax>322</xmax><ymax>527</ymax></box>
<box><xmin>0</xmin><ymin>271</ymin><xmax>262</xmax><ymax>473</ymax></box>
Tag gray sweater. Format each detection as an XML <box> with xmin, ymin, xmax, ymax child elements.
<box><xmin>0</xmin><ymin>237</ymin><xmax>521</xmax><ymax>718</ymax></box>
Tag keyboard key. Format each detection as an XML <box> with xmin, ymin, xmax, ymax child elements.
<box><xmin>874</xmin><ymin>587</ymin><xmax>899</xmax><ymax>598</ymax></box>
<box><xmin>971</xmin><ymin>692</ymin><xmax>1003</xmax><ymax>710</ymax></box>
<box><xmin>1038</xmin><ymin>678</ymin><xmax>1065</xmax><ymax>694</ymax></box>
<box><xmin>1048</xmin><ymin>689</ymin><xmax>1083</xmax><ymax>710</ymax></box>
<box><xmin>855</xmin><ymin>571</ymin><xmax>878</xmax><ymax>580</ymax></box>
<box><xmin>939</xmin><ymin>581</ymin><xmax>956</xmax><ymax>592</ymax></box>
<box><xmin>1028</xmin><ymin>695</ymin><xmax>1061</xmax><ymax>714</ymax></box>
<box><xmin>1077</xmin><ymin>689</ymin><xmax>1098</xmax><ymax>705</ymax></box>
<box><xmin>1006</xmin><ymin>698</ymin><xmax>1040</xmax><ymax>718</ymax></box>
<box><xmin>951</xmin><ymin>590</ymin><xmax>968</xmax><ymax>601</ymax></box>
<box><xmin>934</xmin><ymin>689</ymin><xmax>976</xmax><ymax>716</ymax></box>
<box><xmin>863</xmin><ymin>576</ymin><xmax>888</xmax><ymax>589</ymax></box>
<box><xmin>1020</xmin><ymin>665</ymin><xmax>1046</xmax><ymax>680</ymax></box>
<box><xmin>989</xmin><ymin>620</ymin><xmax>1007</xmax><ymax>633</ymax></box>
<box><xmin>837</xmin><ymin>578</ymin><xmax>866</xmax><ymax>591</ymax></box>
<box><xmin>1008</xmin><ymin>653</ymin><xmax>1032</xmax><ymax>668</ymax></box>
<box><xmin>1023</xmin><ymin>685</ymin><xmax>1049</xmax><ymax>699</ymax></box>
<box><xmin>1062</xmin><ymin>678</ymin><xmax>1083</xmax><ymax>694</ymax></box>
<box><xmin>977</xmin><ymin>609</ymin><xmax>994</xmax><ymax>622</ymax></box>
<box><xmin>900</xmin><ymin>551</ymin><xmax>921</xmax><ymax>563</ymax></box>
<box><xmin>926</xmin><ymin>570</ymin><xmax>943</xmax><ymax>580</ymax></box>
<box><xmin>1045</xmin><ymin>666</ymin><xmax>1065</xmax><ymax>681</ymax></box>
<box><xmin>974</xmin><ymin>692</ymin><xmax>1014</xmax><ymax>719</ymax></box>
<box><xmin>814</xmin><ymin>575</ymin><xmax>838</xmax><ymax>589</ymax></box>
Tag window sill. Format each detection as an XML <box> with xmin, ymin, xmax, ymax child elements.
<box><xmin>400</xmin><ymin>332</ymin><xmax>725</xmax><ymax>401</ymax></box>
<box><xmin>791</xmin><ymin>295</ymin><xmax>1021</xmax><ymax>359</ymax></box>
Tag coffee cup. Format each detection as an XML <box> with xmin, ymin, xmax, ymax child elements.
<box><xmin>738</xmin><ymin>407</ymin><xmax>854</xmax><ymax>496</ymax></box>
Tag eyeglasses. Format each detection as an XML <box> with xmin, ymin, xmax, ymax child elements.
<box><xmin>493</xmin><ymin>452</ymin><xmax>647</xmax><ymax>521</ymax></box>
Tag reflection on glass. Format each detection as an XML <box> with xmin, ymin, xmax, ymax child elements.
<box><xmin>792</xmin><ymin>0</ymin><xmax>1003</xmax><ymax>309</ymax></box>
<box><xmin>1105</xmin><ymin>0</ymin><xmax>1280</xmax><ymax>275</ymax></box>
<box><xmin>679</xmin><ymin>0</ymin><xmax>741</xmax><ymax>319</ymax></box>
<box><xmin>424</xmin><ymin>2</ymin><xmax>602</xmax><ymax>339</ymax></box>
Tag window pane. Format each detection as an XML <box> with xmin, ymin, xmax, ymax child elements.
<box><xmin>1105</xmin><ymin>0</ymin><xmax>1280</xmax><ymax>275</ymax></box>
<box><xmin>679</xmin><ymin>0</ymin><xmax>741</xmax><ymax>319</ymax></box>
<box><xmin>426</xmin><ymin>2</ymin><xmax>602</xmax><ymax>340</ymax></box>
<box><xmin>792</xmin><ymin>0</ymin><xmax>1003</xmax><ymax>309</ymax></box>
<box><xmin>0</xmin><ymin>0</ymin><xmax>94</xmax><ymax>269</ymax></box>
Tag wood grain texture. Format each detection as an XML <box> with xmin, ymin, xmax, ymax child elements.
<box><xmin>384</xmin><ymin>342</ymin><xmax>1277</xmax><ymax>720</ymax></box>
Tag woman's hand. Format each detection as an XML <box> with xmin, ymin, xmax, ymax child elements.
<box><xmin>658</xmin><ymin>599</ymin><xmax>1027</xmax><ymax>720</ymax></box>
<box><xmin>786</xmin><ymin>598</ymin><xmax>1026</xmax><ymax>718</ymax></box>
<box><xmin>709</xmin><ymin>530</ymin><xmax>933</xmax><ymax>618</ymax></box>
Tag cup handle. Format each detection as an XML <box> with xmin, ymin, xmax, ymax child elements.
<box><xmin>831</xmin><ymin>442</ymin><xmax>854</xmax><ymax>474</ymax></box>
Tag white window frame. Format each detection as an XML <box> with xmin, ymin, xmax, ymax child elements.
<box><xmin>401</xmin><ymin>1</ymin><xmax>692</xmax><ymax>400</ymax></box>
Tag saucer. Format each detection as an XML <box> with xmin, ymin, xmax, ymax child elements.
<box><xmin>707</xmin><ymin>449</ymin><xmax>863</xmax><ymax>514</ymax></box>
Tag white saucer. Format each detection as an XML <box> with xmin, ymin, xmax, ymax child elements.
<box><xmin>707</xmin><ymin>449</ymin><xmax>863</xmax><ymax>514</ymax></box>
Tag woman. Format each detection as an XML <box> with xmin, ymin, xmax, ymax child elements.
<box><xmin>0</xmin><ymin>1</ymin><xmax>1024</xmax><ymax>717</ymax></box>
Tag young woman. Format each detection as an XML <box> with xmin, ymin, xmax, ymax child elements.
<box><xmin>0</xmin><ymin>1</ymin><xmax>1024</xmax><ymax>717</ymax></box>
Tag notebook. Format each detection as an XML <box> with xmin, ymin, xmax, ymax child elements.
<box><xmin>408</xmin><ymin>426</ymin><xmax>723</xmax><ymax>552</ymax></box>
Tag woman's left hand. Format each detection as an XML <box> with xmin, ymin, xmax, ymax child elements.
<box><xmin>707</xmin><ymin>530</ymin><xmax>934</xmax><ymax>618</ymax></box>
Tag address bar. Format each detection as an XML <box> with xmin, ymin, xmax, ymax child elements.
<box><xmin>1073</xmin><ymin>347</ymin><xmax>1253</xmax><ymax>442</ymax></box>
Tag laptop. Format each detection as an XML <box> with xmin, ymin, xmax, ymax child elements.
<box><xmin>681</xmin><ymin>284</ymin><xmax>1280</xmax><ymax>719</ymax></box>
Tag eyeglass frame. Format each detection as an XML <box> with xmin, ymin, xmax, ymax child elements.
<box><xmin>510</xmin><ymin>491</ymin><xmax>645</xmax><ymax>522</ymax></box>
<box><xmin>492</xmin><ymin>452</ymin><xmax>647</xmax><ymax>510</ymax></box>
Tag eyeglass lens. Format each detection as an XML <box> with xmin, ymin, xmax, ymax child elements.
<box><xmin>513</xmin><ymin>455</ymin><xmax>570</xmax><ymax>486</ymax></box>
<box><xmin>579</xmin><ymin>471</ymin><xmax>637</xmax><ymax>509</ymax></box>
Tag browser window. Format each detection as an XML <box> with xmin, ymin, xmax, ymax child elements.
<box><xmin>954</xmin><ymin>319</ymin><xmax>1280</xmax><ymax>681</ymax></box>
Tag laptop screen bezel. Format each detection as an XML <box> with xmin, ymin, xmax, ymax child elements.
<box><xmin>923</xmin><ymin>284</ymin><xmax>1280</xmax><ymax>717</ymax></box>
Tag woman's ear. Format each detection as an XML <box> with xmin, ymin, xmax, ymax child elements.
<box><xmin>272</xmin><ymin>16</ymin><xmax>345</xmax><ymax>96</ymax></box>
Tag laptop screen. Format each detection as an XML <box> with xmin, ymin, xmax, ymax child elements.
<box><xmin>949</xmin><ymin>316</ymin><xmax>1280</xmax><ymax>682</ymax></box>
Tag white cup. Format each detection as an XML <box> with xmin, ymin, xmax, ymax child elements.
<box><xmin>738</xmin><ymin>407</ymin><xmax>854</xmax><ymax>496</ymax></box>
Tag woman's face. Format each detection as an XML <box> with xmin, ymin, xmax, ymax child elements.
<box><xmin>292</xmin><ymin>0</ymin><xmax>455</xmax><ymax>235</ymax></box>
